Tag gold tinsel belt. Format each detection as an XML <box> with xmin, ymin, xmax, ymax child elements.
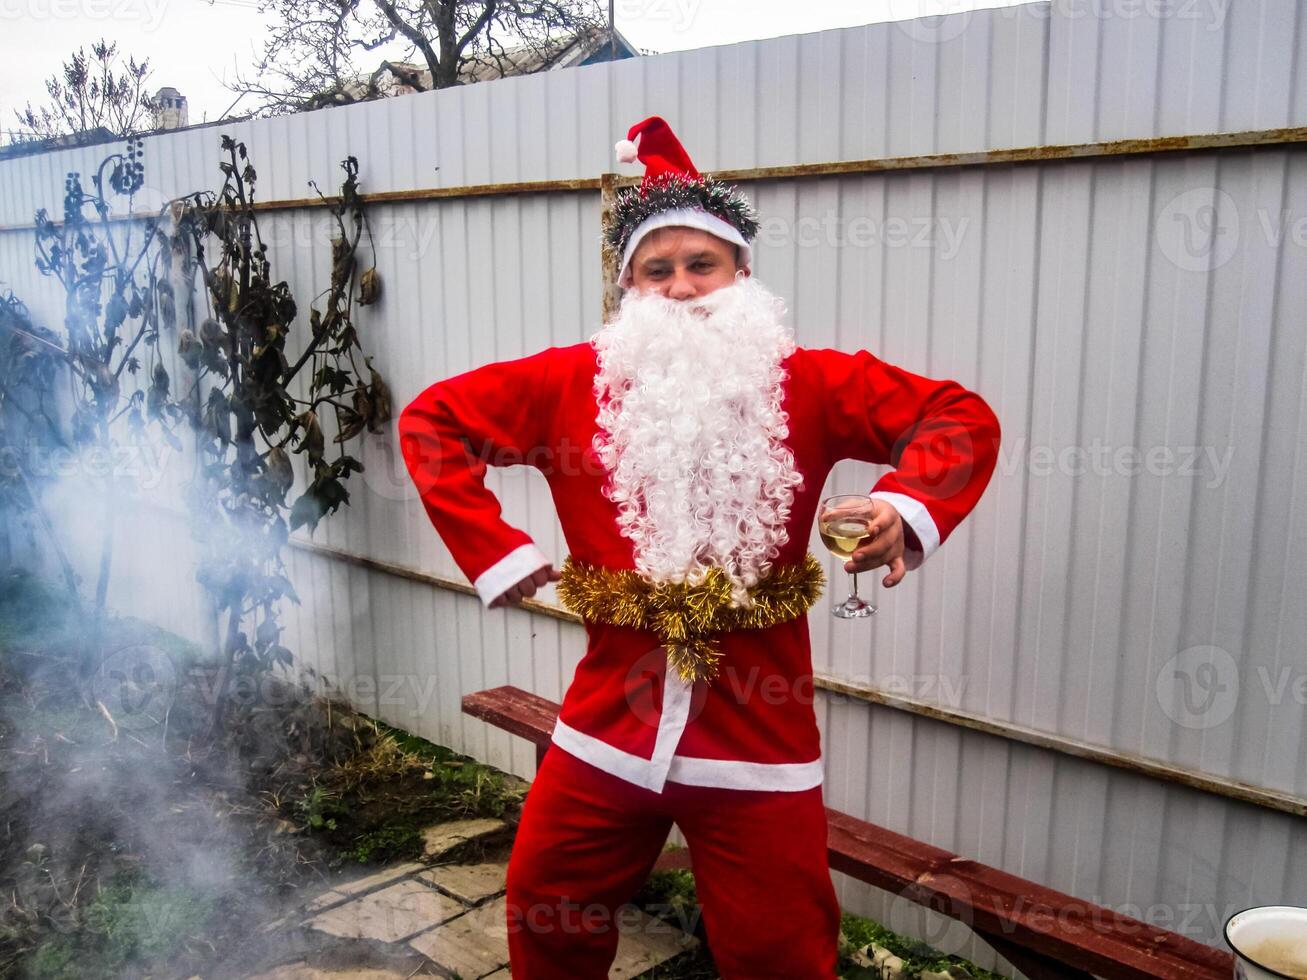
<box><xmin>555</xmin><ymin>553</ymin><xmax>826</xmax><ymax>685</ymax></box>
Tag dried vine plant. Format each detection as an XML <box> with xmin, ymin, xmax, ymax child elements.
<box><xmin>9</xmin><ymin>136</ymin><xmax>391</xmax><ymax>730</ymax></box>
<box><xmin>170</xmin><ymin>136</ymin><xmax>391</xmax><ymax>730</ymax></box>
<box><xmin>24</xmin><ymin>136</ymin><xmax>184</xmax><ymax>638</ymax></box>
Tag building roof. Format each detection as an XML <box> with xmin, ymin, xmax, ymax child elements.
<box><xmin>460</xmin><ymin>24</ymin><xmax>640</xmax><ymax>81</ymax></box>
<box><xmin>357</xmin><ymin>24</ymin><xmax>640</xmax><ymax>97</ymax></box>
<box><xmin>0</xmin><ymin>126</ymin><xmax>119</xmax><ymax>161</ymax></box>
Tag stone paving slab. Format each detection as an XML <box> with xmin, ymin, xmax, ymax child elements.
<box><xmin>304</xmin><ymin>879</ymin><xmax>465</xmax><ymax>944</ymax></box>
<box><xmin>302</xmin><ymin>861</ymin><xmax>428</xmax><ymax>914</ymax></box>
<box><xmin>302</xmin><ymin>889</ymin><xmax>349</xmax><ymax>914</ymax></box>
<box><xmin>609</xmin><ymin>908</ymin><xmax>699</xmax><ymax>979</ymax></box>
<box><xmin>246</xmin><ymin>964</ymin><xmax>424</xmax><ymax>980</ymax></box>
<box><xmin>409</xmin><ymin>899</ymin><xmax>509</xmax><ymax>979</ymax></box>
<box><xmin>421</xmin><ymin>817</ymin><xmax>509</xmax><ymax>860</ymax></box>
<box><xmin>335</xmin><ymin>861</ymin><xmax>427</xmax><ymax>897</ymax></box>
<box><xmin>409</xmin><ymin>897</ymin><xmax>695</xmax><ymax>979</ymax></box>
<box><xmin>417</xmin><ymin>861</ymin><xmax>507</xmax><ymax>906</ymax></box>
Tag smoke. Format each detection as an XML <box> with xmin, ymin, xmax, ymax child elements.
<box><xmin>0</xmin><ymin>543</ymin><xmax>348</xmax><ymax>977</ymax></box>
<box><xmin>0</xmin><ymin>145</ymin><xmax>414</xmax><ymax>978</ymax></box>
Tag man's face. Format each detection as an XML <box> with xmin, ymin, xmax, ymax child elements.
<box><xmin>628</xmin><ymin>226</ymin><xmax>747</xmax><ymax>299</ymax></box>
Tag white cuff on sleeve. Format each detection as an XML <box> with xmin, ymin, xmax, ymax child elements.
<box><xmin>473</xmin><ymin>542</ymin><xmax>552</xmax><ymax>607</ymax></box>
<box><xmin>869</xmin><ymin>491</ymin><xmax>940</xmax><ymax>572</ymax></box>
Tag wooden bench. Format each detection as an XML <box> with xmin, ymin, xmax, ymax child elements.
<box><xmin>463</xmin><ymin>685</ymin><xmax>1233</xmax><ymax>980</ymax></box>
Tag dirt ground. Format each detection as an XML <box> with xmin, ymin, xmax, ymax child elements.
<box><xmin>0</xmin><ymin>571</ymin><xmax>525</xmax><ymax>979</ymax></box>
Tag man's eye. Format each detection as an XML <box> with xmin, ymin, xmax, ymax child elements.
<box><xmin>692</xmin><ymin>262</ymin><xmax>714</xmax><ymax>272</ymax></box>
<box><xmin>647</xmin><ymin>269</ymin><xmax>669</xmax><ymax>278</ymax></box>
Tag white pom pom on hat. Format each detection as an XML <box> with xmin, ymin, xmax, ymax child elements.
<box><xmin>614</xmin><ymin>136</ymin><xmax>640</xmax><ymax>164</ymax></box>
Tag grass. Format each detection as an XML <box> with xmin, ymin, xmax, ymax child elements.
<box><xmin>25</xmin><ymin>875</ymin><xmax>217</xmax><ymax>980</ymax></box>
<box><xmin>298</xmin><ymin>719</ymin><xmax>525</xmax><ymax>865</ymax></box>
<box><xmin>838</xmin><ymin>911</ymin><xmax>1010</xmax><ymax>979</ymax></box>
<box><xmin>0</xmin><ymin>572</ymin><xmax>82</xmax><ymax>656</ymax></box>
<box><xmin>374</xmin><ymin>721</ymin><xmax>525</xmax><ymax>820</ymax></box>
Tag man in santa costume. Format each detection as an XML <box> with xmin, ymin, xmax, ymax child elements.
<box><xmin>398</xmin><ymin>116</ymin><xmax>1001</xmax><ymax>978</ymax></box>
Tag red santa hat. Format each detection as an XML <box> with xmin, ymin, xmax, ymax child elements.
<box><xmin>606</xmin><ymin>116</ymin><xmax>758</xmax><ymax>288</ymax></box>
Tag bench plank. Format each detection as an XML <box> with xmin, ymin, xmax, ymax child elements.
<box><xmin>932</xmin><ymin>860</ymin><xmax>1230</xmax><ymax>980</ymax></box>
<box><xmin>461</xmin><ymin>686</ymin><xmax>1232</xmax><ymax>980</ymax></box>
<box><xmin>463</xmin><ymin>686</ymin><xmax>558</xmax><ymax>746</ymax></box>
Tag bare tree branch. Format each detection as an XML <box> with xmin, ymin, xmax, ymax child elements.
<box><xmin>10</xmin><ymin>39</ymin><xmax>159</xmax><ymax>144</ymax></box>
<box><xmin>222</xmin><ymin>0</ymin><xmax>604</xmax><ymax>117</ymax></box>
<box><xmin>374</xmin><ymin>0</ymin><xmax>444</xmax><ymax>83</ymax></box>
<box><xmin>456</xmin><ymin>0</ymin><xmax>498</xmax><ymax>56</ymax></box>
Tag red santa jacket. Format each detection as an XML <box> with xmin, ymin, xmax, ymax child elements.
<box><xmin>398</xmin><ymin>342</ymin><xmax>1000</xmax><ymax>793</ymax></box>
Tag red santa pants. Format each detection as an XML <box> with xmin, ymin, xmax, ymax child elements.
<box><xmin>504</xmin><ymin>744</ymin><xmax>841</xmax><ymax>978</ymax></box>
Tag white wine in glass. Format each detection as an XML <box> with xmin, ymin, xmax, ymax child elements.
<box><xmin>818</xmin><ymin>494</ymin><xmax>877</xmax><ymax>618</ymax></box>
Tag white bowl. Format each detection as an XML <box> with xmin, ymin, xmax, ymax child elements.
<box><xmin>1225</xmin><ymin>906</ymin><xmax>1307</xmax><ymax>980</ymax></box>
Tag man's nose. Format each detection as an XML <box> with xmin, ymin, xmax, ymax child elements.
<box><xmin>666</xmin><ymin>269</ymin><xmax>697</xmax><ymax>300</ymax></box>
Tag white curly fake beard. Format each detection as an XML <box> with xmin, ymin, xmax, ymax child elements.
<box><xmin>590</xmin><ymin>275</ymin><xmax>805</xmax><ymax>607</ymax></box>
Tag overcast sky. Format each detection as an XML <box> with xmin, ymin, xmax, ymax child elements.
<box><xmin>0</xmin><ymin>0</ymin><xmax>1031</xmax><ymax>139</ymax></box>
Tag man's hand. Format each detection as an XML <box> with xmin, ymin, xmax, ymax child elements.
<box><xmin>844</xmin><ymin>499</ymin><xmax>907</xmax><ymax>588</ymax></box>
<box><xmin>488</xmin><ymin>564</ymin><xmax>563</xmax><ymax>609</ymax></box>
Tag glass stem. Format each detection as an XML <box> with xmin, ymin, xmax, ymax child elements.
<box><xmin>850</xmin><ymin>571</ymin><xmax>859</xmax><ymax>599</ymax></box>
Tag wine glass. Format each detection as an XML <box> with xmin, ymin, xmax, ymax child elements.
<box><xmin>818</xmin><ymin>494</ymin><xmax>877</xmax><ymax>619</ymax></box>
